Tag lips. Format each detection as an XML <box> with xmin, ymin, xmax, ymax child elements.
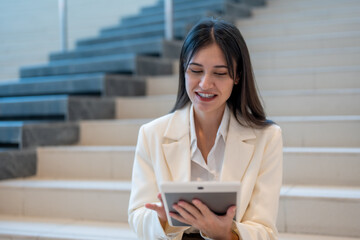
<box><xmin>196</xmin><ymin>92</ymin><xmax>217</xmax><ymax>101</ymax></box>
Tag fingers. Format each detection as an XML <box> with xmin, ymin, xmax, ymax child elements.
<box><xmin>192</xmin><ymin>199</ymin><xmax>212</xmax><ymax>216</ymax></box>
<box><xmin>145</xmin><ymin>203</ymin><xmax>161</xmax><ymax>212</ymax></box>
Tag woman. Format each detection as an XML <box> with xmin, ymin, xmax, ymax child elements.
<box><xmin>128</xmin><ymin>18</ymin><xmax>283</xmax><ymax>240</ymax></box>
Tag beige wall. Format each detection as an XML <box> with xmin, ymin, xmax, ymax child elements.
<box><xmin>0</xmin><ymin>0</ymin><xmax>157</xmax><ymax>81</ymax></box>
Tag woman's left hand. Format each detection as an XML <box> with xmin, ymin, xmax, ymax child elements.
<box><xmin>170</xmin><ymin>199</ymin><xmax>237</xmax><ymax>240</ymax></box>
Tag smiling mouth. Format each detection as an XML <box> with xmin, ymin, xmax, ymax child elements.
<box><xmin>196</xmin><ymin>92</ymin><xmax>217</xmax><ymax>99</ymax></box>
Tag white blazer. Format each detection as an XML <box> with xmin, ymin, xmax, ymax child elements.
<box><xmin>128</xmin><ymin>104</ymin><xmax>283</xmax><ymax>240</ymax></box>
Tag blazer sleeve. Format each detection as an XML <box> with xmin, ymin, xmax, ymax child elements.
<box><xmin>235</xmin><ymin>126</ymin><xmax>283</xmax><ymax>240</ymax></box>
<box><xmin>128</xmin><ymin>125</ymin><xmax>187</xmax><ymax>240</ymax></box>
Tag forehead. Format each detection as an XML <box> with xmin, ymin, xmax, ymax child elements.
<box><xmin>190</xmin><ymin>43</ymin><xmax>227</xmax><ymax>65</ymax></box>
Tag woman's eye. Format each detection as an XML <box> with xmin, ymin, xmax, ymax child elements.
<box><xmin>214</xmin><ymin>72</ymin><xmax>227</xmax><ymax>76</ymax></box>
<box><xmin>190</xmin><ymin>69</ymin><xmax>202</xmax><ymax>74</ymax></box>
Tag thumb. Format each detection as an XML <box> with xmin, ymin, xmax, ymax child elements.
<box><xmin>226</xmin><ymin>205</ymin><xmax>237</xmax><ymax>219</ymax></box>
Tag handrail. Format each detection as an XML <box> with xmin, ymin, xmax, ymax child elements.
<box><xmin>164</xmin><ymin>0</ymin><xmax>173</xmax><ymax>41</ymax></box>
<box><xmin>58</xmin><ymin>0</ymin><xmax>68</xmax><ymax>52</ymax></box>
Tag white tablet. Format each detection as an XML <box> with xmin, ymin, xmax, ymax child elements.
<box><xmin>160</xmin><ymin>181</ymin><xmax>241</xmax><ymax>227</ymax></box>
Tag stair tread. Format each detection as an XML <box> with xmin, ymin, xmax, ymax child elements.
<box><xmin>1</xmin><ymin>178</ymin><xmax>359</xmax><ymax>199</ymax></box>
<box><xmin>0</xmin><ymin>178</ymin><xmax>131</xmax><ymax>191</ymax></box>
<box><xmin>0</xmin><ymin>215</ymin><xmax>136</xmax><ymax>240</ymax></box>
<box><xmin>0</xmin><ymin>215</ymin><xmax>359</xmax><ymax>240</ymax></box>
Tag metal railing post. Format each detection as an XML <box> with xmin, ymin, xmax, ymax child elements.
<box><xmin>58</xmin><ymin>0</ymin><xmax>68</xmax><ymax>51</ymax></box>
<box><xmin>164</xmin><ymin>0</ymin><xmax>173</xmax><ymax>41</ymax></box>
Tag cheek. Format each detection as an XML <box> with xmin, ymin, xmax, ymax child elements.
<box><xmin>222</xmin><ymin>82</ymin><xmax>235</xmax><ymax>98</ymax></box>
<box><xmin>185</xmin><ymin>76</ymin><xmax>192</xmax><ymax>97</ymax></box>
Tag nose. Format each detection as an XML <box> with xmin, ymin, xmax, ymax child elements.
<box><xmin>199</xmin><ymin>73</ymin><xmax>213</xmax><ymax>90</ymax></box>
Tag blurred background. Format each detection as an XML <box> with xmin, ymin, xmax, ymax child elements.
<box><xmin>0</xmin><ymin>0</ymin><xmax>359</xmax><ymax>239</ymax></box>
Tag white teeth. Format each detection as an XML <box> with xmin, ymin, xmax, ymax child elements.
<box><xmin>198</xmin><ymin>92</ymin><xmax>215</xmax><ymax>98</ymax></box>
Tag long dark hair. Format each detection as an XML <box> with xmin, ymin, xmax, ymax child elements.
<box><xmin>171</xmin><ymin>18</ymin><xmax>270</xmax><ymax>128</ymax></box>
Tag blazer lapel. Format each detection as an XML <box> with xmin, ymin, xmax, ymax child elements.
<box><xmin>162</xmin><ymin>105</ymin><xmax>191</xmax><ymax>182</ymax></box>
<box><xmin>221</xmin><ymin>115</ymin><xmax>256</xmax><ymax>182</ymax></box>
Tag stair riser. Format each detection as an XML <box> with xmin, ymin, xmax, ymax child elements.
<box><xmin>138</xmin><ymin>0</ymin><xmax>225</xmax><ymax>16</ymax></box>
<box><xmin>279</xmin><ymin>196</ymin><xmax>360</xmax><ymax>237</ymax></box>
<box><xmin>1</xmin><ymin>185</ymin><xmax>358</xmax><ymax>237</ymax></box>
<box><xmin>145</xmin><ymin>71</ymin><xmax>360</xmax><ymax>95</ymax></box>
<box><xmin>283</xmin><ymin>151</ymin><xmax>360</xmax><ymax>186</ymax></box>
<box><xmin>119</xmin><ymin>7</ymin><xmax>214</xmax><ymax>29</ymax></box>
<box><xmin>79</xmin><ymin>120</ymin><xmax>147</xmax><ymax>146</ymax></box>
<box><xmin>253</xmin><ymin>0</ymin><xmax>359</xmax><ymax>16</ymax></box>
<box><xmin>0</xmin><ymin>97</ymin><xmax>115</xmax><ymax>121</ymax></box>
<box><xmin>256</xmin><ymin>69</ymin><xmax>360</xmax><ymax>91</ymax></box>
<box><xmin>247</xmin><ymin>34</ymin><xmax>360</xmax><ymax>52</ymax></box>
<box><xmin>20</xmin><ymin>56</ymin><xmax>175</xmax><ymax>78</ymax></box>
<box><xmin>0</xmin><ymin>187</ymin><xmax>129</xmax><ymax>222</ymax></box>
<box><xmin>279</xmin><ymin>118</ymin><xmax>360</xmax><ymax>148</ymax></box>
<box><xmin>50</xmin><ymin>40</ymin><xmax>163</xmax><ymax>62</ymax></box>
<box><xmin>252</xmin><ymin>52</ymin><xmax>360</xmax><ymax>69</ymax></box>
<box><xmin>76</xmin><ymin>27</ymin><xmax>185</xmax><ymax>48</ymax></box>
<box><xmin>240</xmin><ymin>6</ymin><xmax>360</xmax><ymax>26</ymax></box>
<box><xmin>37</xmin><ymin>148</ymin><xmax>135</xmax><ymax>181</ymax></box>
<box><xmin>115</xmin><ymin>93</ymin><xmax>360</xmax><ymax>119</ymax></box>
<box><xmin>79</xmin><ymin>118</ymin><xmax>360</xmax><ymax>147</ymax></box>
<box><xmin>264</xmin><ymin>93</ymin><xmax>360</xmax><ymax>116</ymax></box>
<box><xmin>36</xmin><ymin>147</ymin><xmax>360</xmax><ymax>187</ymax></box>
<box><xmin>240</xmin><ymin>19</ymin><xmax>360</xmax><ymax>38</ymax></box>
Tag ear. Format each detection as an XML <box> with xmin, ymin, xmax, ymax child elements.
<box><xmin>234</xmin><ymin>76</ymin><xmax>240</xmax><ymax>85</ymax></box>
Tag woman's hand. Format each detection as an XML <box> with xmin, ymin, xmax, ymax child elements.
<box><xmin>170</xmin><ymin>199</ymin><xmax>237</xmax><ymax>240</ymax></box>
<box><xmin>145</xmin><ymin>193</ymin><xmax>168</xmax><ymax>228</ymax></box>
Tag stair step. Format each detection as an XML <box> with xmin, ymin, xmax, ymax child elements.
<box><xmin>0</xmin><ymin>178</ymin><xmax>131</xmax><ymax>222</ymax></box>
<box><xmin>239</xmin><ymin>17</ymin><xmax>360</xmax><ymax>39</ymax></box>
<box><xmin>145</xmin><ymin>66</ymin><xmax>360</xmax><ymax>95</ymax></box>
<box><xmin>76</xmin><ymin>24</ymin><xmax>185</xmax><ymax>47</ymax></box>
<box><xmin>145</xmin><ymin>75</ymin><xmax>178</xmax><ymax>95</ymax></box>
<box><xmin>274</xmin><ymin>115</ymin><xmax>360</xmax><ymax>147</ymax></box>
<box><xmin>36</xmin><ymin>146</ymin><xmax>360</xmax><ymax>187</ymax></box>
<box><xmin>251</xmin><ymin>47</ymin><xmax>360</xmax><ymax>69</ymax></box>
<box><xmin>283</xmin><ymin>148</ymin><xmax>360</xmax><ymax>186</ymax></box>
<box><xmin>115</xmin><ymin>89</ymin><xmax>360</xmax><ymax>119</ymax></box>
<box><xmin>119</xmin><ymin>4</ymin><xmax>218</xmax><ymax>29</ymax></box>
<box><xmin>278</xmin><ymin>185</ymin><xmax>360</xmax><ymax>237</ymax></box>
<box><xmin>240</xmin><ymin>4</ymin><xmax>360</xmax><ymax>27</ymax></box>
<box><xmin>255</xmin><ymin>65</ymin><xmax>360</xmax><ymax>91</ymax></box>
<box><xmin>0</xmin><ymin>121</ymin><xmax>78</xmax><ymax>149</ymax></box>
<box><xmin>79</xmin><ymin>119</ymin><xmax>149</xmax><ymax>146</ymax></box>
<box><xmin>0</xmin><ymin>180</ymin><xmax>359</xmax><ymax>237</ymax></box>
<box><xmin>263</xmin><ymin>88</ymin><xmax>360</xmax><ymax>116</ymax></box>
<box><xmin>246</xmin><ymin>31</ymin><xmax>360</xmax><ymax>52</ymax></box>
<box><xmin>50</xmin><ymin>37</ymin><xmax>164</xmax><ymax>61</ymax></box>
<box><xmin>252</xmin><ymin>0</ymin><xmax>359</xmax><ymax>16</ymax></box>
<box><xmin>0</xmin><ymin>74</ymin><xmax>145</xmax><ymax>97</ymax></box>
<box><xmin>37</xmin><ymin>146</ymin><xmax>135</xmax><ymax>180</ymax></box>
<box><xmin>0</xmin><ymin>95</ymin><xmax>114</xmax><ymax>121</ymax></box>
<box><xmin>280</xmin><ymin>233</ymin><xmax>360</xmax><ymax>240</ymax></box>
<box><xmin>138</xmin><ymin>0</ymin><xmax>241</xmax><ymax>17</ymax></box>
<box><xmin>79</xmin><ymin>116</ymin><xmax>360</xmax><ymax>147</ymax></box>
<box><xmin>0</xmin><ymin>215</ymin><xmax>136</xmax><ymax>240</ymax></box>
<box><xmin>116</xmin><ymin>95</ymin><xmax>175</xmax><ymax>119</ymax></box>
<box><xmin>0</xmin><ymin>149</ymin><xmax>36</xmax><ymax>180</ymax></box>
<box><xmin>2</xmin><ymin>216</ymin><xmax>357</xmax><ymax>240</ymax></box>
<box><xmin>20</xmin><ymin>55</ymin><xmax>174</xmax><ymax>78</ymax></box>
<box><xmin>76</xmin><ymin>1</ymin><xmax>248</xmax><ymax>48</ymax></box>
<box><xmin>136</xmin><ymin>0</ymin><xmax>250</xmax><ymax>22</ymax></box>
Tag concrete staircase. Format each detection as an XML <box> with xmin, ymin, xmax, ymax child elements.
<box><xmin>0</xmin><ymin>0</ymin><xmax>360</xmax><ymax>239</ymax></box>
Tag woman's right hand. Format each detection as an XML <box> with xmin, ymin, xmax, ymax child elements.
<box><xmin>145</xmin><ymin>193</ymin><xmax>168</xmax><ymax>228</ymax></box>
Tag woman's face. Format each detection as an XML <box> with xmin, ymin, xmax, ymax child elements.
<box><xmin>185</xmin><ymin>43</ymin><xmax>236</xmax><ymax>118</ymax></box>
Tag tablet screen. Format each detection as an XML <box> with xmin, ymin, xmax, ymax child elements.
<box><xmin>160</xmin><ymin>182</ymin><xmax>240</xmax><ymax>227</ymax></box>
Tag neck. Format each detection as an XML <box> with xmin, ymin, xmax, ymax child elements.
<box><xmin>193</xmin><ymin>106</ymin><xmax>225</xmax><ymax>134</ymax></box>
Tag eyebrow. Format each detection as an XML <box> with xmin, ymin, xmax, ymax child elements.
<box><xmin>189</xmin><ymin>62</ymin><xmax>229</xmax><ymax>69</ymax></box>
